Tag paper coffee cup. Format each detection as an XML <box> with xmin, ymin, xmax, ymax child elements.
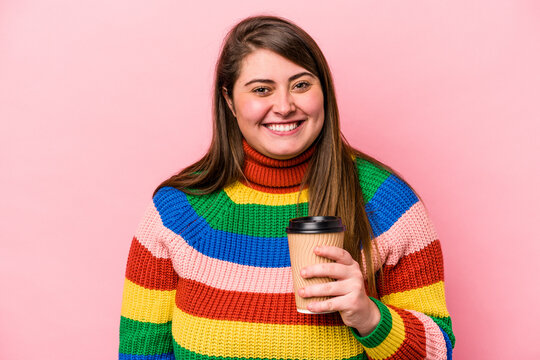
<box><xmin>286</xmin><ymin>216</ymin><xmax>345</xmax><ymax>314</ymax></box>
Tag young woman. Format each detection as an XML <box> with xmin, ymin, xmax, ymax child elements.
<box><xmin>119</xmin><ymin>15</ymin><xmax>455</xmax><ymax>360</ymax></box>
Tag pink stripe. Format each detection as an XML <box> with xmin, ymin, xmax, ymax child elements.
<box><xmin>408</xmin><ymin>310</ymin><xmax>448</xmax><ymax>359</ymax></box>
<box><xmin>134</xmin><ymin>202</ymin><xmax>170</xmax><ymax>259</ymax></box>
<box><xmin>372</xmin><ymin>201</ymin><xmax>438</xmax><ymax>267</ymax></box>
<box><xmin>162</xmin><ymin>226</ymin><xmax>294</xmax><ymax>294</ymax></box>
<box><xmin>139</xmin><ymin>202</ymin><xmax>293</xmax><ymax>293</ymax></box>
<box><xmin>140</xmin><ymin>199</ymin><xmax>437</xmax><ymax>293</ymax></box>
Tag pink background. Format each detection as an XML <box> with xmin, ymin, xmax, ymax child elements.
<box><xmin>1</xmin><ymin>1</ymin><xmax>539</xmax><ymax>359</ymax></box>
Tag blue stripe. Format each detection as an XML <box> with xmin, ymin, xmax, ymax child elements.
<box><xmin>438</xmin><ymin>325</ymin><xmax>453</xmax><ymax>360</ymax></box>
<box><xmin>119</xmin><ymin>353</ymin><xmax>175</xmax><ymax>360</ymax></box>
<box><xmin>154</xmin><ymin>187</ymin><xmax>291</xmax><ymax>268</ymax></box>
<box><xmin>365</xmin><ymin>174</ymin><xmax>418</xmax><ymax>237</ymax></box>
<box><xmin>154</xmin><ymin>176</ymin><xmax>416</xmax><ymax>267</ymax></box>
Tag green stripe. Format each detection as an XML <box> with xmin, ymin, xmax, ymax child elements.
<box><xmin>350</xmin><ymin>298</ymin><xmax>393</xmax><ymax>348</ymax></box>
<box><xmin>430</xmin><ymin>315</ymin><xmax>456</xmax><ymax>347</ymax></box>
<box><xmin>186</xmin><ymin>190</ymin><xmax>309</xmax><ymax>237</ymax></box>
<box><xmin>184</xmin><ymin>158</ymin><xmax>388</xmax><ymax>238</ymax></box>
<box><xmin>172</xmin><ymin>338</ymin><xmax>367</xmax><ymax>360</ymax></box>
<box><xmin>356</xmin><ymin>158</ymin><xmax>391</xmax><ymax>203</ymax></box>
<box><xmin>119</xmin><ymin>316</ymin><xmax>173</xmax><ymax>355</ymax></box>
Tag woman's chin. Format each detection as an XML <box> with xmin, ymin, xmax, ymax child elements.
<box><xmin>262</xmin><ymin>145</ymin><xmax>307</xmax><ymax>160</ymax></box>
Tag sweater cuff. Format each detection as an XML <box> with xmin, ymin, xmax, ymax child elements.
<box><xmin>350</xmin><ymin>297</ymin><xmax>393</xmax><ymax>347</ymax></box>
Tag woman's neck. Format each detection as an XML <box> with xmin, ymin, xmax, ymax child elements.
<box><xmin>241</xmin><ymin>139</ymin><xmax>315</xmax><ymax>194</ymax></box>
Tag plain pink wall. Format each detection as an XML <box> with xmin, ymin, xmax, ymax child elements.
<box><xmin>1</xmin><ymin>1</ymin><xmax>539</xmax><ymax>359</ymax></box>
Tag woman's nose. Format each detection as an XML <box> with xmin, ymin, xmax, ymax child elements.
<box><xmin>272</xmin><ymin>90</ymin><xmax>296</xmax><ymax>116</ymax></box>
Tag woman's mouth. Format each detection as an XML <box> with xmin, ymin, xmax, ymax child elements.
<box><xmin>264</xmin><ymin>121</ymin><xmax>304</xmax><ymax>133</ymax></box>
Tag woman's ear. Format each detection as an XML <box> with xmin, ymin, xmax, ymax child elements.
<box><xmin>222</xmin><ymin>87</ymin><xmax>236</xmax><ymax>117</ymax></box>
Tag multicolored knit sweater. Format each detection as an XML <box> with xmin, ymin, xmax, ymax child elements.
<box><xmin>119</xmin><ymin>141</ymin><xmax>455</xmax><ymax>359</ymax></box>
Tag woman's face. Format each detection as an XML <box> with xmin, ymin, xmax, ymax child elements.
<box><xmin>224</xmin><ymin>49</ymin><xmax>325</xmax><ymax>160</ymax></box>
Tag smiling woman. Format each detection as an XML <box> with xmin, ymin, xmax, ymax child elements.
<box><xmin>223</xmin><ymin>49</ymin><xmax>325</xmax><ymax>159</ymax></box>
<box><xmin>119</xmin><ymin>15</ymin><xmax>455</xmax><ymax>360</ymax></box>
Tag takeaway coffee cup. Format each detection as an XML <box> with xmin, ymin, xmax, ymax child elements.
<box><xmin>286</xmin><ymin>216</ymin><xmax>345</xmax><ymax>314</ymax></box>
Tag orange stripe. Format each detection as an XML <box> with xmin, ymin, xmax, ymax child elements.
<box><xmin>125</xmin><ymin>237</ymin><xmax>178</xmax><ymax>290</ymax></box>
<box><xmin>175</xmin><ymin>276</ymin><xmax>344</xmax><ymax>326</ymax></box>
<box><xmin>378</xmin><ymin>239</ymin><xmax>444</xmax><ymax>295</ymax></box>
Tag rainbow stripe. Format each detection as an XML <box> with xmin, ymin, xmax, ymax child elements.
<box><xmin>119</xmin><ymin>157</ymin><xmax>455</xmax><ymax>359</ymax></box>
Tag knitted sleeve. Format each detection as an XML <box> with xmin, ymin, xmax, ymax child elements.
<box><xmin>354</xmin><ymin>160</ymin><xmax>455</xmax><ymax>359</ymax></box>
<box><xmin>119</xmin><ymin>198</ymin><xmax>179</xmax><ymax>359</ymax></box>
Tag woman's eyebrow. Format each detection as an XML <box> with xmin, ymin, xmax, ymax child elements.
<box><xmin>289</xmin><ymin>72</ymin><xmax>315</xmax><ymax>82</ymax></box>
<box><xmin>243</xmin><ymin>71</ymin><xmax>315</xmax><ymax>86</ymax></box>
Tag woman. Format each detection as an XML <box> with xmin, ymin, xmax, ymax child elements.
<box><xmin>119</xmin><ymin>15</ymin><xmax>455</xmax><ymax>359</ymax></box>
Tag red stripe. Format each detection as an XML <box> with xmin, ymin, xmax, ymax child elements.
<box><xmin>243</xmin><ymin>161</ymin><xmax>308</xmax><ymax>189</ymax></box>
<box><xmin>241</xmin><ymin>138</ymin><xmax>314</xmax><ymax>192</ymax></box>
<box><xmin>175</xmin><ymin>277</ymin><xmax>344</xmax><ymax>326</ymax></box>
<box><xmin>377</xmin><ymin>240</ymin><xmax>444</xmax><ymax>296</ymax></box>
<box><xmin>382</xmin><ymin>306</ymin><xmax>427</xmax><ymax>359</ymax></box>
<box><xmin>125</xmin><ymin>237</ymin><xmax>178</xmax><ymax>291</ymax></box>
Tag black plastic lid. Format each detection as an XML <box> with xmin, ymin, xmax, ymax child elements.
<box><xmin>286</xmin><ymin>216</ymin><xmax>345</xmax><ymax>234</ymax></box>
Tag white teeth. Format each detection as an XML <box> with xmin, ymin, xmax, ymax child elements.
<box><xmin>266</xmin><ymin>122</ymin><xmax>300</xmax><ymax>132</ymax></box>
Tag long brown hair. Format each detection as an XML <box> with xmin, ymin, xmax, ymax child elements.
<box><xmin>155</xmin><ymin>15</ymin><xmax>412</xmax><ymax>297</ymax></box>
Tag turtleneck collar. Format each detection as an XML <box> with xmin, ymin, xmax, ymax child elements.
<box><xmin>242</xmin><ymin>139</ymin><xmax>315</xmax><ymax>194</ymax></box>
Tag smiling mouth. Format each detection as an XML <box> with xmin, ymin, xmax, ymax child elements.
<box><xmin>264</xmin><ymin>121</ymin><xmax>304</xmax><ymax>132</ymax></box>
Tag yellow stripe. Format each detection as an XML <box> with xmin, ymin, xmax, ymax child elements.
<box><xmin>381</xmin><ymin>281</ymin><xmax>450</xmax><ymax>318</ymax></box>
<box><xmin>364</xmin><ymin>307</ymin><xmax>405</xmax><ymax>360</ymax></box>
<box><xmin>121</xmin><ymin>279</ymin><xmax>176</xmax><ymax>324</ymax></box>
<box><xmin>171</xmin><ymin>307</ymin><xmax>364</xmax><ymax>359</ymax></box>
<box><xmin>224</xmin><ymin>181</ymin><xmax>308</xmax><ymax>206</ymax></box>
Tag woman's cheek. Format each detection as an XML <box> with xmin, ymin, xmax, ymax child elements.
<box><xmin>237</xmin><ymin>97</ymin><xmax>271</xmax><ymax>123</ymax></box>
<box><xmin>298</xmin><ymin>91</ymin><xmax>324</xmax><ymax>117</ymax></box>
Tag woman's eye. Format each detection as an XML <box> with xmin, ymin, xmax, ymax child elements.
<box><xmin>252</xmin><ymin>87</ymin><xmax>270</xmax><ymax>95</ymax></box>
<box><xmin>294</xmin><ymin>81</ymin><xmax>311</xmax><ymax>91</ymax></box>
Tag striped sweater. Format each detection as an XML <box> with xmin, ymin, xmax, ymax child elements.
<box><xmin>119</xmin><ymin>142</ymin><xmax>455</xmax><ymax>359</ymax></box>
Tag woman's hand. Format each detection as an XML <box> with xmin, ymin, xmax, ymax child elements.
<box><xmin>298</xmin><ymin>245</ymin><xmax>381</xmax><ymax>336</ymax></box>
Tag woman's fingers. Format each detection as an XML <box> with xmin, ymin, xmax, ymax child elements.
<box><xmin>301</xmin><ymin>246</ymin><xmax>362</xmax><ymax>280</ymax></box>
<box><xmin>299</xmin><ymin>279</ymin><xmax>349</xmax><ymax>298</ymax></box>
<box><xmin>298</xmin><ymin>245</ymin><xmax>368</xmax><ymax>317</ymax></box>
<box><xmin>313</xmin><ymin>245</ymin><xmax>354</xmax><ymax>265</ymax></box>
<box><xmin>305</xmin><ymin>293</ymin><xmax>353</xmax><ymax>313</ymax></box>
<box><xmin>300</xmin><ymin>274</ymin><xmax>363</xmax><ymax>298</ymax></box>
<box><xmin>301</xmin><ymin>262</ymin><xmax>349</xmax><ymax>280</ymax></box>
